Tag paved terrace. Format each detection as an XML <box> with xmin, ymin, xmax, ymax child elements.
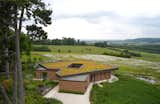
<box><xmin>44</xmin><ymin>83</ymin><xmax>93</xmax><ymax>104</ymax></box>
<box><xmin>44</xmin><ymin>75</ymin><xmax>118</xmax><ymax>104</ymax></box>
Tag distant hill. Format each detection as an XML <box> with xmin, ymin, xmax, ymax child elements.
<box><xmin>85</xmin><ymin>38</ymin><xmax>160</xmax><ymax>44</ymax></box>
<box><xmin>124</xmin><ymin>38</ymin><xmax>160</xmax><ymax>43</ymax></box>
<box><xmin>108</xmin><ymin>38</ymin><xmax>160</xmax><ymax>54</ymax></box>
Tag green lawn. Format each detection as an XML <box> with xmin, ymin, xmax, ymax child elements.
<box><xmin>91</xmin><ymin>75</ymin><xmax>160</xmax><ymax>104</ymax></box>
<box><xmin>115</xmin><ymin>64</ymin><xmax>160</xmax><ymax>81</ymax></box>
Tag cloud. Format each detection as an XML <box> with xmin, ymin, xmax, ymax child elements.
<box><xmin>43</xmin><ymin>0</ymin><xmax>160</xmax><ymax>40</ymax></box>
<box><xmin>53</xmin><ymin>0</ymin><xmax>160</xmax><ymax>18</ymax></box>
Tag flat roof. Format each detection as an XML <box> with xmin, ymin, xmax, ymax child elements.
<box><xmin>61</xmin><ymin>74</ymin><xmax>89</xmax><ymax>82</ymax></box>
<box><xmin>40</xmin><ymin>60</ymin><xmax>117</xmax><ymax>77</ymax></box>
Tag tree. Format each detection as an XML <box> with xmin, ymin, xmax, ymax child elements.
<box><xmin>26</xmin><ymin>25</ymin><xmax>47</xmax><ymax>41</ymax></box>
<box><xmin>14</xmin><ymin>1</ymin><xmax>52</xmax><ymax>104</ymax></box>
<box><xmin>20</xmin><ymin>33</ymin><xmax>32</xmax><ymax>56</ymax></box>
<box><xmin>0</xmin><ymin>1</ymin><xmax>15</xmax><ymax>103</ymax></box>
<box><xmin>94</xmin><ymin>41</ymin><xmax>108</xmax><ymax>47</ymax></box>
<box><xmin>0</xmin><ymin>0</ymin><xmax>52</xmax><ymax>104</ymax></box>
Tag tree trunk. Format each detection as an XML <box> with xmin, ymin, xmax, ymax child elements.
<box><xmin>2</xmin><ymin>32</ymin><xmax>10</xmax><ymax>79</ymax></box>
<box><xmin>13</xmin><ymin>60</ymin><xmax>18</xmax><ymax>104</ymax></box>
<box><xmin>15</xmin><ymin>29</ymin><xmax>24</xmax><ymax>104</ymax></box>
<box><xmin>0</xmin><ymin>83</ymin><xmax>12</xmax><ymax>104</ymax></box>
<box><xmin>15</xmin><ymin>7</ymin><xmax>25</xmax><ymax>104</ymax></box>
<box><xmin>5</xmin><ymin>48</ymin><xmax>9</xmax><ymax>79</ymax></box>
<box><xmin>4</xmin><ymin>32</ymin><xmax>10</xmax><ymax>79</ymax></box>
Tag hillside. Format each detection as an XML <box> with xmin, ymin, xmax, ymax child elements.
<box><xmin>124</xmin><ymin>38</ymin><xmax>160</xmax><ymax>43</ymax></box>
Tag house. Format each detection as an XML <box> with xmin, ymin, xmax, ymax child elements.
<box><xmin>35</xmin><ymin>60</ymin><xmax>118</xmax><ymax>93</ymax></box>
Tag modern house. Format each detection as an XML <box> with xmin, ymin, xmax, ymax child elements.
<box><xmin>35</xmin><ymin>60</ymin><xmax>118</xmax><ymax>93</ymax></box>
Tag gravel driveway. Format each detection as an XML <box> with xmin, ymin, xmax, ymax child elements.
<box><xmin>44</xmin><ymin>83</ymin><xmax>93</xmax><ymax>104</ymax></box>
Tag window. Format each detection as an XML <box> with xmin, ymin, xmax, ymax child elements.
<box><xmin>68</xmin><ymin>63</ymin><xmax>83</xmax><ymax>69</ymax></box>
<box><xmin>42</xmin><ymin>72</ymin><xmax>48</xmax><ymax>80</ymax></box>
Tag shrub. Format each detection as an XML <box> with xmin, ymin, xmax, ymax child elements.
<box><xmin>25</xmin><ymin>84</ymin><xmax>37</xmax><ymax>91</ymax></box>
<box><xmin>68</xmin><ymin>50</ymin><xmax>71</xmax><ymax>53</ymax></box>
<box><xmin>128</xmin><ymin>52</ymin><xmax>141</xmax><ymax>57</ymax></box>
<box><xmin>59</xmin><ymin>90</ymin><xmax>84</xmax><ymax>94</ymax></box>
<box><xmin>2</xmin><ymin>79</ymin><xmax>13</xmax><ymax>92</ymax></box>
<box><xmin>25</xmin><ymin>91</ymin><xmax>62</xmax><ymax>104</ymax></box>
<box><xmin>24</xmin><ymin>80</ymin><xmax>61</xmax><ymax>104</ymax></box>
<box><xmin>57</xmin><ymin>49</ymin><xmax>61</xmax><ymax>53</ymax></box>
<box><xmin>33</xmin><ymin>46</ymin><xmax>51</xmax><ymax>52</ymax></box>
<box><xmin>103</xmin><ymin>52</ymin><xmax>131</xmax><ymax>58</ymax></box>
<box><xmin>44</xmin><ymin>80</ymin><xmax>58</xmax><ymax>87</ymax></box>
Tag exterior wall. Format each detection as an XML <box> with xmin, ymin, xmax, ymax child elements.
<box><xmin>47</xmin><ymin>70</ymin><xmax>59</xmax><ymax>80</ymax></box>
<box><xmin>90</xmin><ymin>71</ymin><xmax>111</xmax><ymax>82</ymax></box>
<box><xmin>35</xmin><ymin>70</ymin><xmax>59</xmax><ymax>80</ymax></box>
<box><xmin>36</xmin><ymin>70</ymin><xmax>112</xmax><ymax>93</ymax></box>
<box><xmin>59</xmin><ymin>77</ymin><xmax>89</xmax><ymax>93</ymax></box>
<box><xmin>36</xmin><ymin>70</ymin><xmax>111</xmax><ymax>82</ymax></box>
<box><xmin>35</xmin><ymin>71</ymin><xmax>43</xmax><ymax>79</ymax></box>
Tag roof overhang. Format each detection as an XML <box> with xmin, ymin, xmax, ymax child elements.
<box><xmin>60</xmin><ymin>74</ymin><xmax>89</xmax><ymax>82</ymax></box>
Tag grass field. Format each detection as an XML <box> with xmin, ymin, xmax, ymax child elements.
<box><xmin>21</xmin><ymin>45</ymin><xmax>160</xmax><ymax>104</ymax></box>
<box><xmin>34</xmin><ymin>45</ymin><xmax>118</xmax><ymax>54</ymax></box>
<box><xmin>91</xmin><ymin>75</ymin><xmax>160</xmax><ymax>104</ymax></box>
<box><xmin>27</xmin><ymin>45</ymin><xmax>160</xmax><ymax>81</ymax></box>
<box><xmin>135</xmin><ymin>51</ymin><xmax>160</xmax><ymax>62</ymax></box>
<box><xmin>33</xmin><ymin>45</ymin><xmax>160</xmax><ymax>62</ymax></box>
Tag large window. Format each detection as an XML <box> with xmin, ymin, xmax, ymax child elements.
<box><xmin>42</xmin><ymin>72</ymin><xmax>48</xmax><ymax>80</ymax></box>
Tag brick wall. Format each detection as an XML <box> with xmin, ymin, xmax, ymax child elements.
<box><xmin>47</xmin><ymin>70</ymin><xmax>59</xmax><ymax>80</ymax></box>
<box><xmin>35</xmin><ymin>70</ymin><xmax>59</xmax><ymax>80</ymax></box>
<box><xmin>59</xmin><ymin>77</ymin><xmax>89</xmax><ymax>93</ymax></box>
<box><xmin>35</xmin><ymin>71</ymin><xmax>42</xmax><ymax>79</ymax></box>
<box><xmin>90</xmin><ymin>71</ymin><xmax>111</xmax><ymax>82</ymax></box>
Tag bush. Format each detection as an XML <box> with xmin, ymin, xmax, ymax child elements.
<box><xmin>33</xmin><ymin>46</ymin><xmax>51</xmax><ymax>52</ymax></box>
<box><xmin>2</xmin><ymin>79</ymin><xmax>13</xmax><ymax>92</ymax></box>
<box><xmin>128</xmin><ymin>52</ymin><xmax>141</xmax><ymax>57</ymax></box>
<box><xmin>25</xmin><ymin>91</ymin><xmax>62</xmax><ymax>104</ymax></box>
<box><xmin>103</xmin><ymin>52</ymin><xmax>131</xmax><ymax>58</ymax></box>
<box><xmin>25</xmin><ymin>84</ymin><xmax>37</xmax><ymax>91</ymax></box>
<box><xmin>59</xmin><ymin>90</ymin><xmax>84</xmax><ymax>94</ymax></box>
<box><xmin>44</xmin><ymin>80</ymin><xmax>58</xmax><ymax>87</ymax></box>
<box><xmin>57</xmin><ymin>49</ymin><xmax>61</xmax><ymax>53</ymax></box>
<box><xmin>68</xmin><ymin>50</ymin><xmax>71</xmax><ymax>53</ymax></box>
<box><xmin>24</xmin><ymin>80</ymin><xmax>61</xmax><ymax>104</ymax></box>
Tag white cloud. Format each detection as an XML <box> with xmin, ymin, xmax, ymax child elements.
<box><xmin>53</xmin><ymin>0</ymin><xmax>160</xmax><ymax>17</ymax></box>
<box><xmin>43</xmin><ymin>0</ymin><xmax>160</xmax><ymax>40</ymax></box>
<box><xmin>44</xmin><ymin>16</ymin><xmax>143</xmax><ymax>40</ymax></box>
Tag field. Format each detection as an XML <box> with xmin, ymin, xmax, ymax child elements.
<box><xmin>111</xmin><ymin>44</ymin><xmax>160</xmax><ymax>54</ymax></box>
<box><xmin>32</xmin><ymin>45</ymin><xmax>160</xmax><ymax>62</ymax></box>
<box><xmin>28</xmin><ymin>45</ymin><xmax>160</xmax><ymax>81</ymax></box>
<box><xmin>22</xmin><ymin>45</ymin><xmax>160</xmax><ymax>104</ymax></box>
<box><xmin>34</xmin><ymin>45</ymin><xmax>117</xmax><ymax>54</ymax></box>
<box><xmin>91</xmin><ymin>75</ymin><xmax>160</xmax><ymax>104</ymax></box>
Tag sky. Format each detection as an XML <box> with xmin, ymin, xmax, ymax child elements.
<box><xmin>43</xmin><ymin>0</ymin><xmax>160</xmax><ymax>40</ymax></box>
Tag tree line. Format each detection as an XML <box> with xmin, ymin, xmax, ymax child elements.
<box><xmin>0</xmin><ymin>0</ymin><xmax>52</xmax><ymax>104</ymax></box>
<box><xmin>33</xmin><ymin>37</ymin><xmax>87</xmax><ymax>45</ymax></box>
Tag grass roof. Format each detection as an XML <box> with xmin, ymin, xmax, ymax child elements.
<box><xmin>42</xmin><ymin>60</ymin><xmax>116</xmax><ymax>76</ymax></box>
